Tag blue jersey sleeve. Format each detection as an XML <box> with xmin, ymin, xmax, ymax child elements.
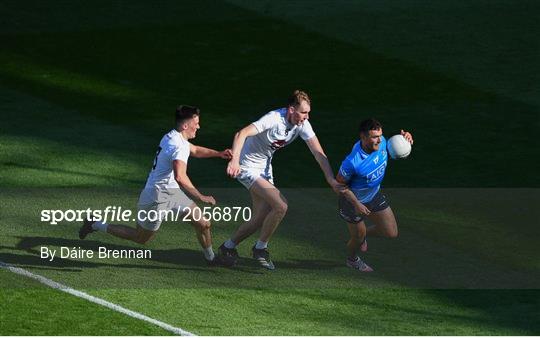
<box><xmin>338</xmin><ymin>157</ymin><xmax>355</xmax><ymax>183</ymax></box>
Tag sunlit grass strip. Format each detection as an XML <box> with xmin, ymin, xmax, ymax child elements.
<box><xmin>0</xmin><ymin>52</ymin><xmax>152</xmax><ymax>100</ymax></box>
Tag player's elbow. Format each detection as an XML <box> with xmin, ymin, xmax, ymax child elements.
<box><xmin>236</xmin><ymin>126</ymin><xmax>253</xmax><ymax>139</ymax></box>
<box><xmin>234</xmin><ymin>130</ymin><xmax>246</xmax><ymax>141</ymax></box>
<box><xmin>175</xmin><ymin>176</ymin><xmax>188</xmax><ymax>188</ymax></box>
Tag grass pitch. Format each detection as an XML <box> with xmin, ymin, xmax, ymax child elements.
<box><xmin>1</xmin><ymin>0</ymin><xmax>539</xmax><ymax>335</ymax></box>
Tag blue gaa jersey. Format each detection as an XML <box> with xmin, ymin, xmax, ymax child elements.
<box><xmin>338</xmin><ymin>136</ymin><xmax>388</xmax><ymax>203</ymax></box>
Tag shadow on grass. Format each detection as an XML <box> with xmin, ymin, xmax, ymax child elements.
<box><xmin>263</xmin><ymin>288</ymin><xmax>540</xmax><ymax>335</ymax></box>
<box><xmin>3</xmin><ymin>161</ymin><xmax>144</xmax><ymax>185</ymax></box>
<box><xmin>421</xmin><ymin>289</ymin><xmax>540</xmax><ymax>335</ymax></box>
<box><xmin>1</xmin><ymin>0</ymin><xmax>538</xmax><ymax>188</ymax></box>
<box><xmin>10</xmin><ymin>236</ymin><xmax>343</xmax><ymax>275</ymax></box>
<box><xmin>5</xmin><ymin>236</ymin><xmax>212</xmax><ymax>272</ymax></box>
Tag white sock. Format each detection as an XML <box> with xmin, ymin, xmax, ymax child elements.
<box><xmin>255</xmin><ymin>240</ymin><xmax>268</xmax><ymax>250</ymax></box>
<box><xmin>203</xmin><ymin>246</ymin><xmax>215</xmax><ymax>261</ymax></box>
<box><xmin>92</xmin><ymin>221</ymin><xmax>108</xmax><ymax>232</ymax></box>
<box><xmin>224</xmin><ymin>239</ymin><xmax>236</xmax><ymax>249</ymax></box>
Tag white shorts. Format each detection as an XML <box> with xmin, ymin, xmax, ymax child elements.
<box><xmin>136</xmin><ymin>187</ymin><xmax>193</xmax><ymax>231</ymax></box>
<box><xmin>236</xmin><ymin>166</ymin><xmax>274</xmax><ymax>189</ymax></box>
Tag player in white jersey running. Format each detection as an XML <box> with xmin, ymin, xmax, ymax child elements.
<box><xmin>218</xmin><ymin>90</ymin><xmax>342</xmax><ymax>270</ymax></box>
<box><xmin>78</xmin><ymin>105</ymin><xmax>232</xmax><ymax>264</ymax></box>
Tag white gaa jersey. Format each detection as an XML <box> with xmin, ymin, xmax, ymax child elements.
<box><xmin>144</xmin><ymin>129</ymin><xmax>190</xmax><ymax>190</ymax></box>
<box><xmin>240</xmin><ymin>108</ymin><xmax>316</xmax><ymax>169</ymax></box>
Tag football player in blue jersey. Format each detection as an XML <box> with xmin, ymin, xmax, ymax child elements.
<box><xmin>336</xmin><ymin>118</ymin><xmax>413</xmax><ymax>271</ymax></box>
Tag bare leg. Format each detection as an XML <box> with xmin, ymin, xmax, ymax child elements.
<box><xmin>107</xmin><ymin>224</ymin><xmax>156</xmax><ymax>244</ymax></box>
<box><xmin>230</xmin><ymin>180</ymin><xmax>272</xmax><ymax>244</ymax></box>
<box><xmin>184</xmin><ymin>204</ymin><xmax>213</xmax><ymax>249</ymax></box>
<box><xmin>194</xmin><ymin>223</ymin><xmax>212</xmax><ymax>249</ymax></box>
<box><xmin>249</xmin><ymin>179</ymin><xmax>287</xmax><ymax>242</ymax></box>
<box><xmin>346</xmin><ymin>221</ymin><xmax>367</xmax><ymax>257</ymax></box>
<box><xmin>366</xmin><ymin>207</ymin><xmax>398</xmax><ymax>238</ymax></box>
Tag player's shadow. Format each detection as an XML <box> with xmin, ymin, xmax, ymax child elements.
<box><xmin>7</xmin><ymin>236</ymin><xmax>214</xmax><ymax>273</ymax></box>
<box><xmin>7</xmin><ymin>237</ymin><xmax>327</xmax><ymax>278</ymax></box>
<box><xmin>272</xmin><ymin>259</ymin><xmax>342</xmax><ymax>270</ymax></box>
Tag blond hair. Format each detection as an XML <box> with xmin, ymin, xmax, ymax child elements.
<box><xmin>287</xmin><ymin>90</ymin><xmax>311</xmax><ymax>108</ymax></box>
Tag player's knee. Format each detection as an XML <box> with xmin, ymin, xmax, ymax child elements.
<box><xmin>386</xmin><ymin>227</ymin><xmax>398</xmax><ymax>238</ymax></box>
<box><xmin>272</xmin><ymin>202</ymin><xmax>288</xmax><ymax>216</ymax></box>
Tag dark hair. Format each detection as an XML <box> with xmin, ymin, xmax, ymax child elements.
<box><xmin>358</xmin><ymin>118</ymin><xmax>383</xmax><ymax>135</ymax></box>
<box><xmin>175</xmin><ymin>105</ymin><xmax>200</xmax><ymax>127</ymax></box>
<box><xmin>287</xmin><ymin>90</ymin><xmax>311</xmax><ymax>108</ymax></box>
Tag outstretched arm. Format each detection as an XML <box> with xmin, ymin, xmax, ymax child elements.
<box><xmin>226</xmin><ymin>124</ymin><xmax>259</xmax><ymax>178</ymax></box>
<box><xmin>173</xmin><ymin>160</ymin><xmax>215</xmax><ymax>205</ymax></box>
<box><xmin>190</xmin><ymin>144</ymin><xmax>232</xmax><ymax>159</ymax></box>
<box><xmin>305</xmin><ymin>136</ymin><xmax>344</xmax><ymax>194</ymax></box>
<box><xmin>336</xmin><ymin>172</ymin><xmax>371</xmax><ymax>216</ymax></box>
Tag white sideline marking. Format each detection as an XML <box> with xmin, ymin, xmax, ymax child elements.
<box><xmin>1</xmin><ymin>261</ymin><xmax>196</xmax><ymax>336</ymax></box>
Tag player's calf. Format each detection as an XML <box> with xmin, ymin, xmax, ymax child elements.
<box><xmin>130</xmin><ymin>226</ymin><xmax>156</xmax><ymax>244</ymax></box>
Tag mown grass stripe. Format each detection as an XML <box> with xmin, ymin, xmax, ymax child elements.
<box><xmin>0</xmin><ymin>261</ymin><xmax>196</xmax><ymax>336</ymax></box>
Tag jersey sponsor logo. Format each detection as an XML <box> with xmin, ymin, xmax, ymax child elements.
<box><xmin>366</xmin><ymin>162</ymin><xmax>387</xmax><ymax>183</ymax></box>
<box><xmin>270</xmin><ymin>139</ymin><xmax>287</xmax><ymax>150</ymax></box>
<box><xmin>373</xmin><ymin>156</ymin><xmax>379</xmax><ymax>164</ymax></box>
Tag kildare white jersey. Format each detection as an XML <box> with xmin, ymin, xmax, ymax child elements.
<box><xmin>240</xmin><ymin>108</ymin><xmax>316</xmax><ymax>169</ymax></box>
<box><xmin>144</xmin><ymin>129</ymin><xmax>190</xmax><ymax>190</ymax></box>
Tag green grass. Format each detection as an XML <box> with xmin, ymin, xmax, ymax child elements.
<box><xmin>0</xmin><ymin>270</ymin><xmax>173</xmax><ymax>335</ymax></box>
<box><xmin>1</xmin><ymin>1</ymin><xmax>538</xmax><ymax>188</ymax></box>
<box><xmin>92</xmin><ymin>288</ymin><xmax>540</xmax><ymax>335</ymax></box>
<box><xmin>1</xmin><ymin>185</ymin><xmax>539</xmax><ymax>334</ymax></box>
<box><xmin>1</xmin><ymin>0</ymin><xmax>539</xmax><ymax>335</ymax></box>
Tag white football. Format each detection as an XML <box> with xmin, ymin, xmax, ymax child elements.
<box><xmin>387</xmin><ymin>135</ymin><xmax>411</xmax><ymax>159</ymax></box>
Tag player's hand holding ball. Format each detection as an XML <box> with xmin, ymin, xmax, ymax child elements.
<box><xmin>387</xmin><ymin>130</ymin><xmax>414</xmax><ymax>159</ymax></box>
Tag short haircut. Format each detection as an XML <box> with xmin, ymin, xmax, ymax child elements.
<box><xmin>175</xmin><ymin>105</ymin><xmax>200</xmax><ymax>127</ymax></box>
<box><xmin>287</xmin><ymin>90</ymin><xmax>311</xmax><ymax>108</ymax></box>
<box><xmin>358</xmin><ymin>118</ymin><xmax>383</xmax><ymax>135</ymax></box>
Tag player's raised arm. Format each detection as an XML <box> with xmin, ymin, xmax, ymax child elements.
<box><xmin>190</xmin><ymin>144</ymin><xmax>232</xmax><ymax>159</ymax></box>
<box><xmin>173</xmin><ymin>159</ymin><xmax>216</xmax><ymax>205</ymax></box>
<box><xmin>227</xmin><ymin>124</ymin><xmax>259</xmax><ymax>178</ymax></box>
<box><xmin>305</xmin><ymin>136</ymin><xmax>344</xmax><ymax>194</ymax></box>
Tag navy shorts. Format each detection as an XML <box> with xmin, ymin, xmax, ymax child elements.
<box><xmin>338</xmin><ymin>190</ymin><xmax>389</xmax><ymax>224</ymax></box>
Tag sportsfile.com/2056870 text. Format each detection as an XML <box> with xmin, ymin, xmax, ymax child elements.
<box><xmin>40</xmin><ymin>206</ymin><xmax>252</xmax><ymax>225</ymax></box>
